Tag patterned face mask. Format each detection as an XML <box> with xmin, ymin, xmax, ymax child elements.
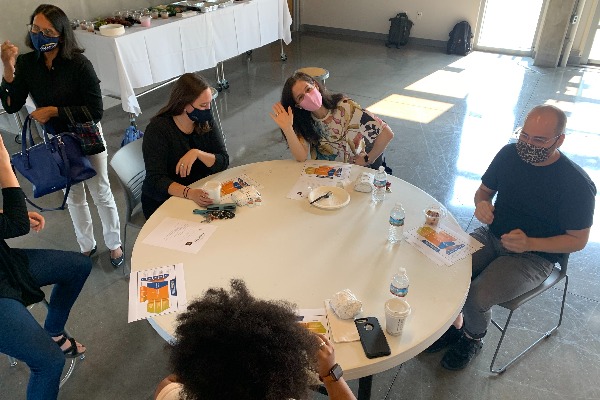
<box><xmin>515</xmin><ymin>139</ymin><xmax>554</xmax><ymax>164</ymax></box>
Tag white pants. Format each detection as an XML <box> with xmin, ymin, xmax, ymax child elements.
<box><xmin>65</xmin><ymin>127</ymin><xmax>122</xmax><ymax>253</ymax></box>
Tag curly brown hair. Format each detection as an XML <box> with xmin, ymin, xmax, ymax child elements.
<box><xmin>170</xmin><ymin>279</ymin><xmax>319</xmax><ymax>400</ymax></box>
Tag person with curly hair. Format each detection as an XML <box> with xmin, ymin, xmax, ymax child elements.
<box><xmin>154</xmin><ymin>279</ymin><xmax>356</xmax><ymax>400</ymax></box>
<box><xmin>271</xmin><ymin>72</ymin><xmax>394</xmax><ymax>170</ymax></box>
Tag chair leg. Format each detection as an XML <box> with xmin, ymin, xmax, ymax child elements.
<box><xmin>122</xmin><ymin>224</ymin><xmax>128</xmax><ymax>275</ymax></box>
<box><xmin>490</xmin><ymin>276</ymin><xmax>568</xmax><ymax>374</ymax></box>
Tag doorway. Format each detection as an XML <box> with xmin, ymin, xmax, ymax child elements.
<box><xmin>475</xmin><ymin>0</ymin><xmax>546</xmax><ymax>55</ymax></box>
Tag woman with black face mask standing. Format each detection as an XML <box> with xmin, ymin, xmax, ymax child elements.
<box><xmin>141</xmin><ymin>73</ymin><xmax>229</xmax><ymax>219</ymax></box>
<box><xmin>0</xmin><ymin>4</ymin><xmax>125</xmax><ymax>268</ymax></box>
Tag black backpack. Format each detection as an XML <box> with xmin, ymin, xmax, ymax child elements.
<box><xmin>447</xmin><ymin>21</ymin><xmax>473</xmax><ymax>56</ymax></box>
<box><xmin>385</xmin><ymin>12</ymin><xmax>413</xmax><ymax>48</ymax></box>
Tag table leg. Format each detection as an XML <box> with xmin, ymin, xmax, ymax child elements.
<box><xmin>357</xmin><ymin>375</ymin><xmax>373</xmax><ymax>400</ymax></box>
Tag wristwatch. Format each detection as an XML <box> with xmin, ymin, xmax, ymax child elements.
<box><xmin>319</xmin><ymin>363</ymin><xmax>343</xmax><ymax>383</ymax></box>
<box><xmin>363</xmin><ymin>154</ymin><xmax>370</xmax><ymax>165</ymax></box>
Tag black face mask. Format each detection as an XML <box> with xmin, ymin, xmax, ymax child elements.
<box><xmin>187</xmin><ymin>107</ymin><xmax>213</xmax><ymax>124</ymax></box>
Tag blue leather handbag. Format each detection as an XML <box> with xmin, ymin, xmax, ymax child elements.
<box><xmin>11</xmin><ymin>115</ymin><xmax>96</xmax><ymax>211</ymax></box>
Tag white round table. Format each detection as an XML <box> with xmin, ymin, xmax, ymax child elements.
<box><xmin>132</xmin><ymin>160</ymin><xmax>471</xmax><ymax>396</ymax></box>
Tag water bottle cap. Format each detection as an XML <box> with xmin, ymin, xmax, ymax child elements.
<box><xmin>378</xmin><ymin>166</ymin><xmax>385</xmax><ymax>172</ymax></box>
<box><xmin>399</xmin><ymin>267</ymin><xmax>406</xmax><ymax>274</ymax></box>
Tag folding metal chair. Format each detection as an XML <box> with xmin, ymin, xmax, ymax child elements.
<box><xmin>6</xmin><ymin>299</ymin><xmax>84</xmax><ymax>388</ymax></box>
<box><xmin>489</xmin><ymin>253</ymin><xmax>569</xmax><ymax>373</ymax></box>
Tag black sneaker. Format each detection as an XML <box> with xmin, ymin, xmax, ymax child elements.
<box><xmin>441</xmin><ymin>333</ymin><xmax>483</xmax><ymax>370</ymax></box>
<box><xmin>424</xmin><ymin>325</ymin><xmax>462</xmax><ymax>353</ymax></box>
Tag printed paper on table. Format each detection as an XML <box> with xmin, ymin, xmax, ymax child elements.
<box><xmin>296</xmin><ymin>308</ymin><xmax>331</xmax><ymax>340</ymax></box>
<box><xmin>288</xmin><ymin>162</ymin><xmax>352</xmax><ymax>200</ymax></box>
<box><xmin>128</xmin><ymin>263</ymin><xmax>187</xmax><ymax>322</ymax></box>
<box><xmin>219</xmin><ymin>174</ymin><xmax>262</xmax><ymax>203</ymax></box>
<box><xmin>142</xmin><ymin>217</ymin><xmax>217</xmax><ymax>253</ymax></box>
<box><xmin>405</xmin><ymin>224</ymin><xmax>483</xmax><ymax>266</ymax></box>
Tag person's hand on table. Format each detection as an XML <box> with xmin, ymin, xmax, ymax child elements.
<box><xmin>187</xmin><ymin>188</ymin><xmax>213</xmax><ymax>207</ymax></box>
<box><xmin>30</xmin><ymin>106</ymin><xmax>58</xmax><ymax>124</ymax></box>
<box><xmin>176</xmin><ymin>150</ymin><xmax>202</xmax><ymax>178</ymax></box>
<box><xmin>474</xmin><ymin>200</ymin><xmax>495</xmax><ymax>225</ymax></box>
<box><xmin>270</xmin><ymin>102</ymin><xmax>294</xmax><ymax>131</ymax></box>
<box><xmin>28</xmin><ymin>211</ymin><xmax>45</xmax><ymax>232</ymax></box>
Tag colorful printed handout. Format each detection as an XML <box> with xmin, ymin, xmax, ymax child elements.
<box><xmin>288</xmin><ymin>162</ymin><xmax>352</xmax><ymax>200</ymax></box>
<box><xmin>219</xmin><ymin>174</ymin><xmax>262</xmax><ymax>202</ymax></box>
<box><xmin>405</xmin><ymin>224</ymin><xmax>483</xmax><ymax>266</ymax></box>
<box><xmin>128</xmin><ymin>263</ymin><xmax>187</xmax><ymax>322</ymax></box>
<box><xmin>296</xmin><ymin>308</ymin><xmax>331</xmax><ymax>339</ymax></box>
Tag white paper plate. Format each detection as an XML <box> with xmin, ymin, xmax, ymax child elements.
<box><xmin>308</xmin><ymin>186</ymin><xmax>350</xmax><ymax>210</ymax></box>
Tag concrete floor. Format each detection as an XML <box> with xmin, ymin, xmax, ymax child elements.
<box><xmin>0</xmin><ymin>32</ymin><xmax>599</xmax><ymax>400</ymax></box>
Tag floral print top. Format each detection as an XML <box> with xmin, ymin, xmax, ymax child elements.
<box><xmin>302</xmin><ymin>98</ymin><xmax>387</xmax><ymax>162</ymax></box>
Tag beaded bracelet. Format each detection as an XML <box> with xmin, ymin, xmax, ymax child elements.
<box><xmin>183</xmin><ymin>186</ymin><xmax>190</xmax><ymax>199</ymax></box>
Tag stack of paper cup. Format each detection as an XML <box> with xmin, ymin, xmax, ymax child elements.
<box><xmin>203</xmin><ymin>181</ymin><xmax>222</xmax><ymax>204</ymax></box>
<box><xmin>384</xmin><ymin>298</ymin><xmax>411</xmax><ymax>336</ymax></box>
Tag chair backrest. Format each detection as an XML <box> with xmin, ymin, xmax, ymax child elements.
<box><xmin>109</xmin><ymin>138</ymin><xmax>145</xmax><ymax>220</ymax></box>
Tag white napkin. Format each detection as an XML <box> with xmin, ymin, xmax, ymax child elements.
<box><xmin>325</xmin><ymin>300</ymin><xmax>360</xmax><ymax>343</ymax></box>
<box><xmin>354</xmin><ymin>172</ymin><xmax>374</xmax><ymax>193</ymax></box>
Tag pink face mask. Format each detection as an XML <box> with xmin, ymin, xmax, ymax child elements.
<box><xmin>298</xmin><ymin>88</ymin><xmax>323</xmax><ymax>112</ymax></box>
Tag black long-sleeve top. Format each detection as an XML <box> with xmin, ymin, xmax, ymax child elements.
<box><xmin>0</xmin><ymin>51</ymin><xmax>103</xmax><ymax>134</ymax></box>
<box><xmin>0</xmin><ymin>188</ymin><xmax>44</xmax><ymax>306</ymax></box>
<box><xmin>142</xmin><ymin>115</ymin><xmax>229</xmax><ymax>216</ymax></box>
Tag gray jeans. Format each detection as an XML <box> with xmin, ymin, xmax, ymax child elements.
<box><xmin>462</xmin><ymin>227</ymin><xmax>554</xmax><ymax>339</ymax></box>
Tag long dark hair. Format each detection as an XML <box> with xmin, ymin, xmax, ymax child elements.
<box><xmin>25</xmin><ymin>4</ymin><xmax>84</xmax><ymax>59</ymax></box>
<box><xmin>280</xmin><ymin>72</ymin><xmax>344</xmax><ymax>144</ymax></box>
<box><xmin>154</xmin><ymin>73</ymin><xmax>212</xmax><ymax>134</ymax></box>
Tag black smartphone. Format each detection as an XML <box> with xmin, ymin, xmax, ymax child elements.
<box><xmin>354</xmin><ymin>317</ymin><xmax>391</xmax><ymax>359</ymax></box>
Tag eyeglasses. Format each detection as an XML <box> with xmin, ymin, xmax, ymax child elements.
<box><xmin>27</xmin><ymin>24</ymin><xmax>60</xmax><ymax>38</ymax></box>
<box><xmin>515</xmin><ymin>128</ymin><xmax>561</xmax><ymax>146</ymax></box>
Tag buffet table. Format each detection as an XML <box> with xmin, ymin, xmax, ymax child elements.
<box><xmin>75</xmin><ymin>0</ymin><xmax>292</xmax><ymax>115</ymax></box>
<box><xmin>131</xmin><ymin>160</ymin><xmax>472</xmax><ymax>399</ymax></box>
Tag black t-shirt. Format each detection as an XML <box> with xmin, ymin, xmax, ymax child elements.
<box><xmin>482</xmin><ymin>144</ymin><xmax>596</xmax><ymax>262</ymax></box>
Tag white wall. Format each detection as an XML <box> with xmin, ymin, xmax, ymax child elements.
<box><xmin>300</xmin><ymin>0</ymin><xmax>599</xmax><ymax>56</ymax></box>
<box><xmin>300</xmin><ymin>0</ymin><xmax>482</xmax><ymax>41</ymax></box>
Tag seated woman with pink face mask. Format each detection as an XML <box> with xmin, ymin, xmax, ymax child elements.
<box><xmin>271</xmin><ymin>72</ymin><xmax>394</xmax><ymax>169</ymax></box>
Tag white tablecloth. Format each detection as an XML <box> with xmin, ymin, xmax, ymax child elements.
<box><xmin>75</xmin><ymin>0</ymin><xmax>292</xmax><ymax>115</ymax></box>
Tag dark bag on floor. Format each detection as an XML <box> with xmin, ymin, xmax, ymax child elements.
<box><xmin>447</xmin><ymin>21</ymin><xmax>473</xmax><ymax>56</ymax></box>
<box><xmin>11</xmin><ymin>115</ymin><xmax>97</xmax><ymax>211</ymax></box>
<box><xmin>121</xmin><ymin>118</ymin><xmax>144</xmax><ymax>147</ymax></box>
<box><xmin>385</xmin><ymin>12</ymin><xmax>413</xmax><ymax>48</ymax></box>
<box><xmin>65</xmin><ymin>106</ymin><xmax>106</xmax><ymax>156</ymax></box>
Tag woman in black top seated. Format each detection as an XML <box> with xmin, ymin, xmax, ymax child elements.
<box><xmin>0</xmin><ymin>134</ymin><xmax>91</xmax><ymax>400</ymax></box>
<box><xmin>141</xmin><ymin>73</ymin><xmax>229</xmax><ymax>218</ymax></box>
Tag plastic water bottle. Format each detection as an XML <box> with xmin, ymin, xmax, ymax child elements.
<box><xmin>388</xmin><ymin>203</ymin><xmax>405</xmax><ymax>243</ymax></box>
<box><xmin>372</xmin><ymin>166</ymin><xmax>387</xmax><ymax>203</ymax></box>
<box><xmin>390</xmin><ymin>267</ymin><xmax>409</xmax><ymax>297</ymax></box>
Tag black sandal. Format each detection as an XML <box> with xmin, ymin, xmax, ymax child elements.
<box><xmin>54</xmin><ymin>335</ymin><xmax>86</xmax><ymax>358</ymax></box>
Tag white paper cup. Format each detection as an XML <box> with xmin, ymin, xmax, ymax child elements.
<box><xmin>384</xmin><ymin>298</ymin><xmax>411</xmax><ymax>336</ymax></box>
<box><xmin>203</xmin><ymin>181</ymin><xmax>221</xmax><ymax>204</ymax></box>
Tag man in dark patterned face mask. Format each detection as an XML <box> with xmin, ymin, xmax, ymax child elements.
<box><xmin>425</xmin><ymin>104</ymin><xmax>597</xmax><ymax>371</ymax></box>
